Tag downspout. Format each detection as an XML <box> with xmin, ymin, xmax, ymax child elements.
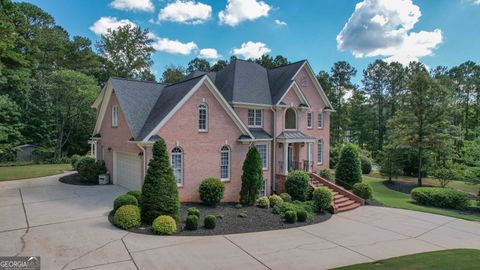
<box><xmin>270</xmin><ymin>107</ymin><xmax>276</xmax><ymax>194</ymax></box>
<box><xmin>137</xmin><ymin>144</ymin><xmax>147</xmax><ymax>180</ymax></box>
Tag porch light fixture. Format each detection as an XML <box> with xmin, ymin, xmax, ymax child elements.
<box><xmin>107</xmin><ymin>147</ymin><xmax>112</xmax><ymax>151</ymax></box>
<box><xmin>138</xmin><ymin>152</ymin><xmax>143</xmax><ymax>157</ymax></box>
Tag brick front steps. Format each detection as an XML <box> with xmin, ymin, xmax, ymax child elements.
<box><xmin>309</xmin><ymin>173</ymin><xmax>364</xmax><ymax>213</ymax></box>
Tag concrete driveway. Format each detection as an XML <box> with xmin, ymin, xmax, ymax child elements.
<box><xmin>1</xmin><ymin>173</ymin><xmax>479</xmax><ymax>270</ymax></box>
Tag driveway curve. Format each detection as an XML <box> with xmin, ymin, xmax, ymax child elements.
<box><xmin>0</xmin><ymin>173</ymin><xmax>479</xmax><ymax>270</ymax></box>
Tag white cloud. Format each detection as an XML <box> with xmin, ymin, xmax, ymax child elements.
<box><xmin>199</xmin><ymin>48</ymin><xmax>221</xmax><ymax>59</ymax></box>
<box><xmin>109</xmin><ymin>0</ymin><xmax>154</xmax><ymax>12</ymax></box>
<box><xmin>219</xmin><ymin>0</ymin><xmax>271</xmax><ymax>26</ymax></box>
<box><xmin>275</xmin><ymin>19</ymin><xmax>287</xmax><ymax>26</ymax></box>
<box><xmin>336</xmin><ymin>0</ymin><xmax>443</xmax><ymax>65</ymax></box>
<box><xmin>232</xmin><ymin>41</ymin><xmax>271</xmax><ymax>59</ymax></box>
<box><xmin>89</xmin><ymin>17</ymin><xmax>137</xmax><ymax>36</ymax></box>
<box><xmin>158</xmin><ymin>0</ymin><xmax>212</xmax><ymax>24</ymax></box>
<box><xmin>474</xmin><ymin>0</ymin><xmax>480</xmax><ymax>4</ymax></box>
<box><xmin>150</xmin><ymin>35</ymin><xmax>198</xmax><ymax>55</ymax></box>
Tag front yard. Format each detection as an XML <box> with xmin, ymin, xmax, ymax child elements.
<box><xmin>0</xmin><ymin>163</ymin><xmax>72</xmax><ymax>181</ymax></box>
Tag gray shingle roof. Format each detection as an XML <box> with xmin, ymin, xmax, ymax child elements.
<box><xmin>268</xmin><ymin>60</ymin><xmax>306</xmax><ymax>104</ymax></box>
<box><xmin>249</xmin><ymin>128</ymin><xmax>272</xmax><ymax>140</ymax></box>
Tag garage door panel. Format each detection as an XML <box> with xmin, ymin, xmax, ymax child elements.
<box><xmin>115</xmin><ymin>152</ymin><xmax>142</xmax><ymax>190</ymax></box>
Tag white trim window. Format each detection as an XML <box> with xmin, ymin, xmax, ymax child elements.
<box><xmin>171</xmin><ymin>147</ymin><xmax>183</xmax><ymax>186</ymax></box>
<box><xmin>248</xmin><ymin>109</ymin><xmax>262</xmax><ymax>127</ymax></box>
<box><xmin>198</xmin><ymin>103</ymin><xmax>208</xmax><ymax>132</ymax></box>
<box><xmin>112</xmin><ymin>105</ymin><xmax>118</xmax><ymax>127</ymax></box>
<box><xmin>317</xmin><ymin>139</ymin><xmax>323</xmax><ymax>164</ymax></box>
<box><xmin>285</xmin><ymin>108</ymin><xmax>297</xmax><ymax>130</ymax></box>
<box><xmin>256</xmin><ymin>144</ymin><xmax>268</xmax><ymax>170</ymax></box>
<box><xmin>258</xmin><ymin>177</ymin><xmax>267</xmax><ymax>197</ymax></box>
<box><xmin>317</xmin><ymin>112</ymin><xmax>323</xmax><ymax>129</ymax></box>
<box><xmin>220</xmin><ymin>145</ymin><xmax>230</xmax><ymax>180</ymax></box>
<box><xmin>307</xmin><ymin>112</ymin><xmax>313</xmax><ymax>128</ymax></box>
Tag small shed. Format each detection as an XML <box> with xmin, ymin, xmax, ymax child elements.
<box><xmin>15</xmin><ymin>144</ymin><xmax>37</xmax><ymax>162</ymax></box>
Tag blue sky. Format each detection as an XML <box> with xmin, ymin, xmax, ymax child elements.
<box><xmin>18</xmin><ymin>0</ymin><xmax>480</xmax><ymax>81</ymax></box>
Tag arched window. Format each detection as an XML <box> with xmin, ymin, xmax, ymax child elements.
<box><xmin>171</xmin><ymin>147</ymin><xmax>183</xmax><ymax>185</ymax></box>
<box><xmin>198</xmin><ymin>103</ymin><xmax>208</xmax><ymax>131</ymax></box>
<box><xmin>285</xmin><ymin>108</ymin><xmax>297</xmax><ymax>130</ymax></box>
<box><xmin>220</xmin><ymin>145</ymin><xmax>230</xmax><ymax>180</ymax></box>
<box><xmin>317</xmin><ymin>139</ymin><xmax>323</xmax><ymax>164</ymax></box>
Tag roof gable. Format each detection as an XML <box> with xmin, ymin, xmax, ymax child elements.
<box><xmin>268</xmin><ymin>60</ymin><xmax>307</xmax><ymax>104</ymax></box>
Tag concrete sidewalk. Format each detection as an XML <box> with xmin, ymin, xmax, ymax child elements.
<box><xmin>0</xmin><ymin>173</ymin><xmax>479</xmax><ymax>270</ymax></box>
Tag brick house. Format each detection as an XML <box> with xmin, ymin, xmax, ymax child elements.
<box><xmin>90</xmin><ymin>59</ymin><xmax>334</xmax><ymax>202</ymax></box>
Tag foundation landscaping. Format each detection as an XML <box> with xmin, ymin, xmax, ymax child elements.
<box><xmin>108</xmin><ymin>139</ymin><xmax>333</xmax><ymax>236</ymax></box>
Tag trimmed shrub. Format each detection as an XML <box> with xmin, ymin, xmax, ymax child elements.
<box><xmin>352</xmin><ymin>183</ymin><xmax>372</xmax><ymax>200</ymax></box>
<box><xmin>239</xmin><ymin>147</ymin><xmax>263</xmax><ymax>206</ymax></box>
<box><xmin>268</xmin><ymin>195</ymin><xmax>283</xmax><ymax>208</ymax></box>
<box><xmin>113</xmin><ymin>205</ymin><xmax>140</xmax><ymax>229</ymax></box>
<box><xmin>411</xmin><ymin>187</ymin><xmax>470</xmax><ymax>210</ymax></box>
<box><xmin>335</xmin><ymin>143</ymin><xmax>362</xmax><ymax>189</ymax></box>
<box><xmin>297</xmin><ymin>209</ymin><xmax>308</xmax><ymax>222</ymax></box>
<box><xmin>204</xmin><ymin>215</ymin><xmax>216</xmax><ymax>229</ymax></box>
<box><xmin>141</xmin><ymin>139</ymin><xmax>180</xmax><ymax>224</ymax></box>
<box><xmin>185</xmin><ymin>215</ymin><xmax>199</xmax><ymax>230</ymax></box>
<box><xmin>235</xmin><ymin>203</ymin><xmax>243</xmax><ymax>209</ymax></box>
<box><xmin>285</xmin><ymin>170</ymin><xmax>310</xmax><ymax>201</ymax></box>
<box><xmin>152</xmin><ymin>215</ymin><xmax>177</xmax><ymax>235</ymax></box>
<box><xmin>114</xmin><ymin>194</ymin><xmax>138</xmax><ymax>212</ymax></box>
<box><xmin>238</xmin><ymin>212</ymin><xmax>247</xmax><ymax>218</ymax></box>
<box><xmin>187</xmin><ymin>207</ymin><xmax>200</xmax><ymax>218</ymax></box>
<box><xmin>272</xmin><ymin>201</ymin><xmax>315</xmax><ymax>217</ymax></box>
<box><xmin>360</xmin><ymin>156</ymin><xmax>372</xmax><ymax>174</ymax></box>
<box><xmin>199</xmin><ymin>178</ymin><xmax>225</xmax><ymax>206</ymax></box>
<box><xmin>312</xmin><ymin>187</ymin><xmax>333</xmax><ymax>212</ymax></box>
<box><xmin>319</xmin><ymin>169</ymin><xmax>333</xmax><ymax>180</ymax></box>
<box><xmin>126</xmin><ymin>190</ymin><xmax>142</xmax><ymax>201</ymax></box>
<box><xmin>279</xmin><ymin>193</ymin><xmax>292</xmax><ymax>203</ymax></box>
<box><xmin>284</xmin><ymin>210</ymin><xmax>297</xmax><ymax>223</ymax></box>
<box><xmin>258</xmin><ymin>196</ymin><xmax>270</xmax><ymax>208</ymax></box>
<box><xmin>76</xmin><ymin>156</ymin><xmax>101</xmax><ymax>183</ymax></box>
<box><xmin>71</xmin><ymin>154</ymin><xmax>81</xmax><ymax>169</ymax></box>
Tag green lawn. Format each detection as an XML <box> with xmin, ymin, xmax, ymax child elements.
<box><xmin>0</xmin><ymin>164</ymin><xmax>72</xmax><ymax>181</ymax></box>
<box><xmin>333</xmin><ymin>249</ymin><xmax>480</xmax><ymax>270</ymax></box>
<box><xmin>364</xmin><ymin>176</ymin><xmax>480</xmax><ymax>222</ymax></box>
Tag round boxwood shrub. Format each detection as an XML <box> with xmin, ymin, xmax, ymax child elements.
<box><xmin>297</xmin><ymin>209</ymin><xmax>308</xmax><ymax>222</ymax></box>
<box><xmin>152</xmin><ymin>215</ymin><xmax>177</xmax><ymax>235</ymax></box>
<box><xmin>312</xmin><ymin>187</ymin><xmax>333</xmax><ymax>212</ymax></box>
<box><xmin>285</xmin><ymin>170</ymin><xmax>310</xmax><ymax>201</ymax></box>
<box><xmin>71</xmin><ymin>154</ymin><xmax>81</xmax><ymax>170</ymax></box>
<box><xmin>284</xmin><ymin>210</ymin><xmax>297</xmax><ymax>223</ymax></box>
<box><xmin>126</xmin><ymin>190</ymin><xmax>142</xmax><ymax>201</ymax></box>
<box><xmin>279</xmin><ymin>193</ymin><xmax>292</xmax><ymax>203</ymax></box>
<box><xmin>319</xmin><ymin>169</ymin><xmax>333</xmax><ymax>181</ymax></box>
<box><xmin>411</xmin><ymin>187</ymin><xmax>470</xmax><ymax>210</ymax></box>
<box><xmin>113</xmin><ymin>205</ymin><xmax>141</xmax><ymax>229</ymax></box>
<box><xmin>335</xmin><ymin>143</ymin><xmax>362</xmax><ymax>189</ymax></box>
<box><xmin>76</xmin><ymin>156</ymin><xmax>101</xmax><ymax>183</ymax></box>
<box><xmin>114</xmin><ymin>194</ymin><xmax>138</xmax><ymax>212</ymax></box>
<box><xmin>187</xmin><ymin>207</ymin><xmax>200</xmax><ymax>218</ymax></box>
<box><xmin>360</xmin><ymin>156</ymin><xmax>372</xmax><ymax>175</ymax></box>
<box><xmin>269</xmin><ymin>195</ymin><xmax>283</xmax><ymax>208</ymax></box>
<box><xmin>258</xmin><ymin>196</ymin><xmax>270</xmax><ymax>208</ymax></box>
<box><xmin>186</xmin><ymin>215</ymin><xmax>199</xmax><ymax>230</ymax></box>
<box><xmin>352</xmin><ymin>183</ymin><xmax>373</xmax><ymax>200</ymax></box>
<box><xmin>199</xmin><ymin>178</ymin><xmax>225</xmax><ymax>206</ymax></box>
<box><xmin>204</xmin><ymin>215</ymin><xmax>216</xmax><ymax>229</ymax></box>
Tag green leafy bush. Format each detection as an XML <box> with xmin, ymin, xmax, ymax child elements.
<box><xmin>411</xmin><ymin>187</ymin><xmax>470</xmax><ymax>210</ymax></box>
<box><xmin>258</xmin><ymin>196</ymin><xmax>270</xmax><ymax>208</ymax></box>
<box><xmin>114</xmin><ymin>194</ymin><xmax>138</xmax><ymax>212</ymax></box>
<box><xmin>297</xmin><ymin>209</ymin><xmax>308</xmax><ymax>222</ymax></box>
<box><xmin>235</xmin><ymin>203</ymin><xmax>243</xmax><ymax>209</ymax></box>
<box><xmin>152</xmin><ymin>215</ymin><xmax>177</xmax><ymax>235</ymax></box>
<box><xmin>76</xmin><ymin>156</ymin><xmax>101</xmax><ymax>183</ymax></box>
<box><xmin>285</xmin><ymin>170</ymin><xmax>310</xmax><ymax>201</ymax></box>
<box><xmin>239</xmin><ymin>147</ymin><xmax>263</xmax><ymax>206</ymax></box>
<box><xmin>126</xmin><ymin>190</ymin><xmax>142</xmax><ymax>201</ymax></box>
<box><xmin>113</xmin><ymin>205</ymin><xmax>140</xmax><ymax>229</ymax></box>
<box><xmin>284</xmin><ymin>210</ymin><xmax>297</xmax><ymax>223</ymax></box>
<box><xmin>204</xmin><ymin>215</ymin><xmax>216</xmax><ymax>229</ymax></box>
<box><xmin>335</xmin><ymin>143</ymin><xmax>362</xmax><ymax>189</ymax></box>
<box><xmin>272</xmin><ymin>201</ymin><xmax>315</xmax><ymax>217</ymax></box>
<box><xmin>199</xmin><ymin>178</ymin><xmax>225</xmax><ymax>206</ymax></box>
<box><xmin>71</xmin><ymin>154</ymin><xmax>81</xmax><ymax>169</ymax></box>
<box><xmin>352</xmin><ymin>183</ymin><xmax>372</xmax><ymax>200</ymax></box>
<box><xmin>238</xmin><ymin>212</ymin><xmax>247</xmax><ymax>218</ymax></box>
<box><xmin>279</xmin><ymin>193</ymin><xmax>292</xmax><ymax>203</ymax></box>
<box><xmin>185</xmin><ymin>215</ymin><xmax>199</xmax><ymax>230</ymax></box>
<box><xmin>187</xmin><ymin>207</ymin><xmax>200</xmax><ymax>218</ymax></box>
<box><xmin>268</xmin><ymin>195</ymin><xmax>283</xmax><ymax>208</ymax></box>
<box><xmin>319</xmin><ymin>169</ymin><xmax>333</xmax><ymax>180</ymax></box>
<box><xmin>360</xmin><ymin>155</ymin><xmax>372</xmax><ymax>174</ymax></box>
<box><xmin>312</xmin><ymin>187</ymin><xmax>333</xmax><ymax>212</ymax></box>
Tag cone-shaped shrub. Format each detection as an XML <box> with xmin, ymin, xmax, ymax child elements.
<box><xmin>140</xmin><ymin>139</ymin><xmax>180</xmax><ymax>224</ymax></box>
<box><xmin>239</xmin><ymin>147</ymin><xmax>263</xmax><ymax>206</ymax></box>
<box><xmin>335</xmin><ymin>143</ymin><xmax>362</xmax><ymax>189</ymax></box>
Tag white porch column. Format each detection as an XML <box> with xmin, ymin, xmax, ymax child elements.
<box><xmin>283</xmin><ymin>142</ymin><xmax>289</xmax><ymax>175</ymax></box>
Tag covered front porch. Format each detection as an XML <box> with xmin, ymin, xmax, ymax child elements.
<box><xmin>276</xmin><ymin>131</ymin><xmax>316</xmax><ymax>175</ymax></box>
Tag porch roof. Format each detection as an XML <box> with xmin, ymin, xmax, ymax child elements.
<box><xmin>276</xmin><ymin>131</ymin><xmax>316</xmax><ymax>142</ymax></box>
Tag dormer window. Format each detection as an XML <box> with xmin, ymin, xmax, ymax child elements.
<box><xmin>198</xmin><ymin>103</ymin><xmax>208</xmax><ymax>132</ymax></box>
<box><xmin>112</xmin><ymin>105</ymin><xmax>118</xmax><ymax>127</ymax></box>
<box><xmin>285</xmin><ymin>108</ymin><xmax>297</xmax><ymax>130</ymax></box>
<box><xmin>248</xmin><ymin>109</ymin><xmax>262</xmax><ymax>127</ymax></box>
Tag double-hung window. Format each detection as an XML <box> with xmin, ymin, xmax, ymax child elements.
<box><xmin>198</xmin><ymin>103</ymin><xmax>208</xmax><ymax>132</ymax></box>
<box><xmin>317</xmin><ymin>112</ymin><xmax>323</xmax><ymax>129</ymax></box>
<box><xmin>248</xmin><ymin>109</ymin><xmax>262</xmax><ymax>127</ymax></box>
<box><xmin>256</xmin><ymin>144</ymin><xmax>268</xmax><ymax>170</ymax></box>
<box><xmin>112</xmin><ymin>106</ymin><xmax>118</xmax><ymax>127</ymax></box>
<box><xmin>220</xmin><ymin>146</ymin><xmax>230</xmax><ymax>180</ymax></box>
<box><xmin>171</xmin><ymin>147</ymin><xmax>183</xmax><ymax>186</ymax></box>
<box><xmin>307</xmin><ymin>112</ymin><xmax>313</xmax><ymax>128</ymax></box>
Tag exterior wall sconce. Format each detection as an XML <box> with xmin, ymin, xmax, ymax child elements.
<box><xmin>107</xmin><ymin>147</ymin><xmax>112</xmax><ymax>151</ymax></box>
<box><xmin>138</xmin><ymin>152</ymin><xmax>144</xmax><ymax>157</ymax></box>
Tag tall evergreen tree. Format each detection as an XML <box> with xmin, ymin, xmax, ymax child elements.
<box><xmin>335</xmin><ymin>143</ymin><xmax>362</xmax><ymax>188</ymax></box>
<box><xmin>239</xmin><ymin>147</ymin><xmax>263</xmax><ymax>206</ymax></box>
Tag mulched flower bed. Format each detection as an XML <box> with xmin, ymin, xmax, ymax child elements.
<box><xmin>59</xmin><ymin>173</ymin><xmax>98</xmax><ymax>186</ymax></box>
<box><xmin>383</xmin><ymin>180</ymin><xmax>433</xmax><ymax>194</ymax></box>
<box><xmin>108</xmin><ymin>202</ymin><xmax>332</xmax><ymax>236</ymax></box>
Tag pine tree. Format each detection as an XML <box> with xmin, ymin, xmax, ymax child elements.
<box><xmin>140</xmin><ymin>139</ymin><xmax>179</xmax><ymax>224</ymax></box>
<box><xmin>335</xmin><ymin>143</ymin><xmax>362</xmax><ymax>189</ymax></box>
<box><xmin>239</xmin><ymin>147</ymin><xmax>263</xmax><ymax>206</ymax></box>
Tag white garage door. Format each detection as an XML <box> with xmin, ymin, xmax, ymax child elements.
<box><xmin>114</xmin><ymin>152</ymin><xmax>142</xmax><ymax>190</ymax></box>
